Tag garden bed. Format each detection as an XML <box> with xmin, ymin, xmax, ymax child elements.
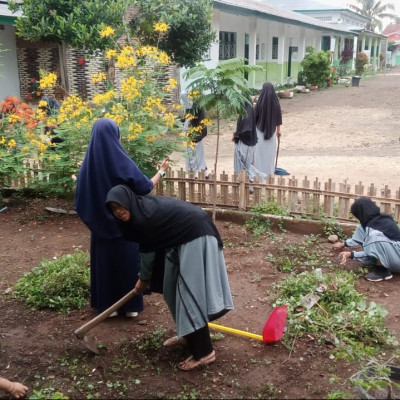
<box><xmin>1</xmin><ymin>198</ymin><xmax>399</xmax><ymax>399</ymax></box>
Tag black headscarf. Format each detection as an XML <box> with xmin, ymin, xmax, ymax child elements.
<box><xmin>106</xmin><ymin>184</ymin><xmax>223</xmax><ymax>252</ymax></box>
<box><xmin>234</xmin><ymin>100</ymin><xmax>257</xmax><ymax>146</ymax></box>
<box><xmin>254</xmin><ymin>82</ymin><xmax>282</xmax><ymax>140</ymax></box>
<box><xmin>351</xmin><ymin>197</ymin><xmax>400</xmax><ymax>241</ymax></box>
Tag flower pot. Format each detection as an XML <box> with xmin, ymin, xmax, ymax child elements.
<box><xmin>278</xmin><ymin>91</ymin><xmax>293</xmax><ymax>99</ymax></box>
<box><xmin>352</xmin><ymin>76</ymin><xmax>361</xmax><ymax>87</ymax></box>
<box><xmin>309</xmin><ymin>85</ymin><xmax>318</xmax><ymax>91</ymax></box>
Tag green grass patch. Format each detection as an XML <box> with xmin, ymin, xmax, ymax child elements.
<box><xmin>14</xmin><ymin>249</ymin><xmax>90</xmax><ymax>313</ymax></box>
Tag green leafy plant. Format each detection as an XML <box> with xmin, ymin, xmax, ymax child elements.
<box><xmin>300</xmin><ymin>46</ymin><xmax>332</xmax><ymax>87</ymax></box>
<box><xmin>273</xmin><ymin>269</ymin><xmax>397</xmax><ymax>361</ymax></box>
<box><xmin>350</xmin><ymin>359</ymin><xmax>400</xmax><ymax>399</ymax></box>
<box><xmin>322</xmin><ymin>217</ymin><xmax>347</xmax><ymax>241</ymax></box>
<box><xmin>184</xmin><ymin>57</ymin><xmax>263</xmax><ymax>220</ymax></box>
<box><xmin>14</xmin><ymin>249</ymin><xmax>90</xmax><ymax>313</ymax></box>
<box><xmin>9</xmin><ymin>0</ymin><xmax>127</xmax><ymax>91</ymax></box>
<box><xmin>129</xmin><ymin>0</ymin><xmax>216</xmax><ymax>68</ymax></box>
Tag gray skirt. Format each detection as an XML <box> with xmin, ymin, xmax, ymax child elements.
<box><xmin>140</xmin><ymin>235</ymin><xmax>234</xmax><ymax>337</ymax></box>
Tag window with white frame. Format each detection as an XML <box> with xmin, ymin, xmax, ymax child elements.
<box><xmin>219</xmin><ymin>31</ymin><xmax>236</xmax><ymax>60</ymax></box>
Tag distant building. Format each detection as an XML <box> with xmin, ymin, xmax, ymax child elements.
<box><xmin>383</xmin><ymin>24</ymin><xmax>400</xmax><ymax>66</ymax></box>
<box><xmin>0</xmin><ymin>0</ymin><xmax>22</xmax><ymax>99</ymax></box>
<box><xmin>263</xmin><ymin>0</ymin><xmax>387</xmax><ymax>70</ymax></box>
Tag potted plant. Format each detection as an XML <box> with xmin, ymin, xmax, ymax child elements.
<box><xmin>352</xmin><ymin>52</ymin><xmax>368</xmax><ymax>87</ymax></box>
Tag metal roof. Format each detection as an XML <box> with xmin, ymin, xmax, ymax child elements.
<box><xmin>214</xmin><ymin>0</ymin><xmax>357</xmax><ymax>35</ymax></box>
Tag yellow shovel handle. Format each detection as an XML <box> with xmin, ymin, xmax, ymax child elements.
<box><xmin>208</xmin><ymin>322</ymin><xmax>263</xmax><ymax>341</ymax></box>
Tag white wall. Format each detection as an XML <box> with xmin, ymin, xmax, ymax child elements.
<box><xmin>0</xmin><ymin>24</ymin><xmax>20</xmax><ymax>100</ymax></box>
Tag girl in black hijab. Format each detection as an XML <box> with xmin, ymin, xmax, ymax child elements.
<box><xmin>253</xmin><ymin>82</ymin><xmax>282</xmax><ymax>178</ymax></box>
<box><xmin>334</xmin><ymin>197</ymin><xmax>400</xmax><ymax>281</ymax></box>
<box><xmin>233</xmin><ymin>97</ymin><xmax>260</xmax><ymax>182</ymax></box>
<box><xmin>106</xmin><ymin>184</ymin><xmax>234</xmax><ymax>371</ymax></box>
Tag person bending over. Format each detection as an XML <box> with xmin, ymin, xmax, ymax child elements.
<box><xmin>106</xmin><ymin>184</ymin><xmax>234</xmax><ymax>371</ymax></box>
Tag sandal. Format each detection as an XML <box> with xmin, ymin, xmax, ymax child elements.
<box><xmin>178</xmin><ymin>350</ymin><xmax>216</xmax><ymax>371</ymax></box>
<box><xmin>163</xmin><ymin>336</ymin><xmax>187</xmax><ymax>347</ymax></box>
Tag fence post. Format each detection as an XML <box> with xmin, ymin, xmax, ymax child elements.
<box><xmin>380</xmin><ymin>185</ymin><xmax>392</xmax><ymax>214</ymax></box>
<box><xmin>238</xmin><ymin>170</ymin><xmax>247</xmax><ymax>210</ymax></box>
<box><xmin>301</xmin><ymin>176</ymin><xmax>310</xmax><ymax>215</ymax></box>
<box><xmin>220</xmin><ymin>171</ymin><xmax>229</xmax><ymax>206</ymax></box>
<box><xmin>312</xmin><ymin>178</ymin><xmax>321</xmax><ymax>218</ymax></box>
<box><xmin>338</xmin><ymin>180</ymin><xmax>351</xmax><ymax>219</ymax></box>
<box><xmin>177</xmin><ymin>169</ymin><xmax>186</xmax><ymax>200</ymax></box>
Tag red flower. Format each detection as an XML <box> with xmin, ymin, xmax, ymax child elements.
<box><xmin>27</xmin><ymin>93</ymin><xmax>33</xmax><ymax>99</ymax></box>
<box><xmin>78</xmin><ymin>57</ymin><xmax>85</xmax><ymax>66</ymax></box>
<box><xmin>30</xmin><ymin>78</ymin><xmax>36</xmax><ymax>83</ymax></box>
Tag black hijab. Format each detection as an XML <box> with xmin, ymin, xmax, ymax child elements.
<box><xmin>254</xmin><ymin>82</ymin><xmax>282</xmax><ymax>140</ymax></box>
<box><xmin>234</xmin><ymin>101</ymin><xmax>257</xmax><ymax>146</ymax></box>
<box><xmin>106</xmin><ymin>185</ymin><xmax>223</xmax><ymax>252</ymax></box>
<box><xmin>351</xmin><ymin>197</ymin><xmax>400</xmax><ymax>241</ymax></box>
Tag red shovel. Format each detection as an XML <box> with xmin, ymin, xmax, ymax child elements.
<box><xmin>208</xmin><ymin>305</ymin><xmax>288</xmax><ymax>343</ymax></box>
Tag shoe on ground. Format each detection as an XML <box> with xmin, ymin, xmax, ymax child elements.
<box><xmin>126</xmin><ymin>311</ymin><xmax>139</xmax><ymax>318</ymax></box>
<box><xmin>364</xmin><ymin>266</ymin><xmax>393</xmax><ymax>282</ymax></box>
<box><xmin>108</xmin><ymin>311</ymin><xmax>118</xmax><ymax>318</ymax></box>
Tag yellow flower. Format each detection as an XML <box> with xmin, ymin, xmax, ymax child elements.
<box><xmin>106</xmin><ymin>49</ymin><xmax>117</xmax><ymax>59</ymax></box>
<box><xmin>39</xmin><ymin>72</ymin><xmax>57</xmax><ymax>89</ymax></box>
<box><xmin>154</xmin><ymin>22</ymin><xmax>168</xmax><ymax>33</ymax></box>
<box><xmin>201</xmin><ymin>118</ymin><xmax>212</xmax><ymax>126</ymax></box>
<box><xmin>7</xmin><ymin>139</ymin><xmax>17</xmax><ymax>148</ymax></box>
<box><xmin>39</xmin><ymin>100</ymin><xmax>48</xmax><ymax>108</ymax></box>
<box><xmin>92</xmin><ymin>72</ymin><xmax>107</xmax><ymax>84</ymax></box>
<box><xmin>0</xmin><ymin>136</ymin><xmax>5</xmax><ymax>144</ymax></box>
<box><xmin>100</xmin><ymin>26</ymin><xmax>115</xmax><ymax>38</ymax></box>
<box><xmin>8</xmin><ymin>114</ymin><xmax>20</xmax><ymax>123</ymax></box>
<box><xmin>168</xmin><ymin>78</ymin><xmax>178</xmax><ymax>88</ymax></box>
<box><xmin>163</xmin><ymin>112</ymin><xmax>175</xmax><ymax>127</ymax></box>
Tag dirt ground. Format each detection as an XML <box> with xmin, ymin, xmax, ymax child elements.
<box><xmin>2</xmin><ymin>72</ymin><xmax>400</xmax><ymax>399</ymax></box>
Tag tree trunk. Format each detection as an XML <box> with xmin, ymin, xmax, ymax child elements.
<box><xmin>58</xmin><ymin>41</ymin><xmax>70</xmax><ymax>94</ymax></box>
<box><xmin>212</xmin><ymin>114</ymin><xmax>220</xmax><ymax>221</ymax></box>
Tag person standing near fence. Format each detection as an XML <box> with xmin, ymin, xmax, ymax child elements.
<box><xmin>181</xmin><ymin>93</ymin><xmax>209</xmax><ymax>178</ymax></box>
<box><xmin>253</xmin><ymin>82</ymin><xmax>282</xmax><ymax>179</ymax></box>
<box><xmin>233</xmin><ymin>97</ymin><xmax>264</xmax><ymax>183</ymax></box>
<box><xmin>75</xmin><ymin>118</ymin><xmax>169</xmax><ymax>317</ymax></box>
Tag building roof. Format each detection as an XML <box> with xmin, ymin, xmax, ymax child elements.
<box><xmin>261</xmin><ymin>0</ymin><xmax>370</xmax><ymax>21</ymax></box>
<box><xmin>214</xmin><ymin>0</ymin><xmax>357</xmax><ymax>35</ymax></box>
<box><xmin>0</xmin><ymin>1</ymin><xmax>22</xmax><ymax>24</ymax></box>
<box><xmin>383</xmin><ymin>24</ymin><xmax>400</xmax><ymax>36</ymax></box>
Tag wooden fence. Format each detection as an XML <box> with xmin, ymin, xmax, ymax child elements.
<box><xmin>154</xmin><ymin>169</ymin><xmax>400</xmax><ymax>223</ymax></box>
<box><xmin>3</xmin><ymin>163</ymin><xmax>400</xmax><ymax>223</ymax></box>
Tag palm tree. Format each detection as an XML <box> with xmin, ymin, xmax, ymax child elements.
<box><xmin>349</xmin><ymin>0</ymin><xmax>397</xmax><ymax>32</ymax></box>
<box><xmin>184</xmin><ymin>58</ymin><xmax>262</xmax><ymax>220</ymax></box>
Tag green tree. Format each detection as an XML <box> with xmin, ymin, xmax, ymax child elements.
<box><xmin>8</xmin><ymin>0</ymin><xmax>127</xmax><ymax>91</ymax></box>
<box><xmin>184</xmin><ymin>58</ymin><xmax>263</xmax><ymax>219</ymax></box>
<box><xmin>348</xmin><ymin>0</ymin><xmax>397</xmax><ymax>32</ymax></box>
<box><xmin>300</xmin><ymin>46</ymin><xmax>332</xmax><ymax>88</ymax></box>
<box><xmin>129</xmin><ymin>0</ymin><xmax>216</xmax><ymax>68</ymax></box>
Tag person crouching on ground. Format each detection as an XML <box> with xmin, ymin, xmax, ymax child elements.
<box><xmin>334</xmin><ymin>196</ymin><xmax>400</xmax><ymax>281</ymax></box>
<box><xmin>106</xmin><ymin>184</ymin><xmax>234</xmax><ymax>371</ymax></box>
